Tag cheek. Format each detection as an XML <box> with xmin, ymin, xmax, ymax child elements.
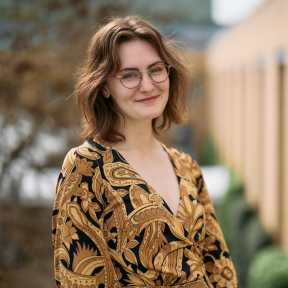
<box><xmin>109</xmin><ymin>85</ymin><xmax>132</xmax><ymax>104</ymax></box>
<box><xmin>160</xmin><ymin>81</ymin><xmax>170</xmax><ymax>99</ymax></box>
<box><xmin>161</xmin><ymin>78</ymin><xmax>170</xmax><ymax>92</ymax></box>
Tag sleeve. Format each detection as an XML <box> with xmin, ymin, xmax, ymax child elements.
<box><xmin>191</xmin><ymin>158</ymin><xmax>239</xmax><ymax>288</ymax></box>
<box><xmin>52</xmin><ymin>147</ymin><xmax>120</xmax><ymax>288</ymax></box>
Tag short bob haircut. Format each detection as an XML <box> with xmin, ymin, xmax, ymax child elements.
<box><xmin>75</xmin><ymin>15</ymin><xmax>192</xmax><ymax>144</ymax></box>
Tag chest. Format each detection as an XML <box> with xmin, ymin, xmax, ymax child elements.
<box><xmin>118</xmin><ymin>151</ymin><xmax>180</xmax><ymax>216</ymax></box>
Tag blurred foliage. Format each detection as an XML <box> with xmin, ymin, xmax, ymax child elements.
<box><xmin>0</xmin><ymin>1</ymin><xmax>133</xmax><ymax>286</ymax></box>
<box><xmin>0</xmin><ymin>0</ymin><xmax>213</xmax><ymax>201</ymax></box>
<box><xmin>199</xmin><ymin>135</ymin><xmax>219</xmax><ymax>165</ymax></box>
<box><xmin>0</xmin><ymin>205</ymin><xmax>54</xmax><ymax>288</ymax></box>
<box><xmin>248</xmin><ymin>246</ymin><xmax>288</xmax><ymax>288</ymax></box>
<box><xmin>0</xmin><ymin>0</ymin><xmax>133</xmax><ymax>202</ymax></box>
<box><xmin>216</xmin><ymin>170</ymin><xmax>271</xmax><ymax>287</ymax></box>
<box><xmin>0</xmin><ymin>1</ymin><xmax>213</xmax><ymax>287</ymax></box>
<box><xmin>201</xmin><ymin>137</ymin><xmax>278</xmax><ymax>287</ymax></box>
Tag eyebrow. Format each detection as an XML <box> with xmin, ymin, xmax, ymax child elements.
<box><xmin>119</xmin><ymin>61</ymin><xmax>164</xmax><ymax>72</ymax></box>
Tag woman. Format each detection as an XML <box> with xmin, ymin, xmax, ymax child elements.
<box><xmin>52</xmin><ymin>16</ymin><xmax>238</xmax><ymax>288</ymax></box>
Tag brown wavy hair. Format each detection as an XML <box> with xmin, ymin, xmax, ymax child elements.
<box><xmin>75</xmin><ymin>15</ymin><xmax>193</xmax><ymax>144</ymax></box>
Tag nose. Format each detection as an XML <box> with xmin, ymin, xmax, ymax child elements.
<box><xmin>138</xmin><ymin>72</ymin><xmax>155</xmax><ymax>93</ymax></box>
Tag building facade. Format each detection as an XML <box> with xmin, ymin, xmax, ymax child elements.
<box><xmin>206</xmin><ymin>0</ymin><xmax>288</xmax><ymax>252</ymax></box>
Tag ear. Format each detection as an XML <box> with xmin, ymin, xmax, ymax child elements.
<box><xmin>102</xmin><ymin>85</ymin><xmax>110</xmax><ymax>99</ymax></box>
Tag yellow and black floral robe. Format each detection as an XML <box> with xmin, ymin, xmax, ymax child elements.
<box><xmin>52</xmin><ymin>137</ymin><xmax>238</xmax><ymax>288</ymax></box>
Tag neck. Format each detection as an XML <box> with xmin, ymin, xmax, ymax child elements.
<box><xmin>111</xmin><ymin>118</ymin><xmax>160</xmax><ymax>153</ymax></box>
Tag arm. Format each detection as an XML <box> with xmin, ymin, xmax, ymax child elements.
<box><xmin>52</xmin><ymin>147</ymin><xmax>120</xmax><ymax>288</ymax></box>
<box><xmin>191</xmin><ymin>158</ymin><xmax>238</xmax><ymax>288</ymax></box>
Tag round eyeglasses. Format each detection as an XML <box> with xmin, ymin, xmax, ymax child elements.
<box><xmin>113</xmin><ymin>63</ymin><xmax>171</xmax><ymax>89</ymax></box>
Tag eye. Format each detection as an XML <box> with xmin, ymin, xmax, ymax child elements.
<box><xmin>122</xmin><ymin>71</ymin><xmax>139</xmax><ymax>79</ymax></box>
<box><xmin>150</xmin><ymin>65</ymin><xmax>164</xmax><ymax>74</ymax></box>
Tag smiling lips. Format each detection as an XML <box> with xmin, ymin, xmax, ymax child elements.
<box><xmin>136</xmin><ymin>95</ymin><xmax>159</xmax><ymax>104</ymax></box>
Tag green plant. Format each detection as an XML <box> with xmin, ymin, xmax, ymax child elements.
<box><xmin>215</xmin><ymin>169</ymin><xmax>272</xmax><ymax>288</ymax></box>
<box><xmin>203</xmin><ymin>138</ymin><xmax>287</xmax><ymax>288</ymax></box>
<box><xmin>200</xmin><ymin>136</ymin><xmax>220</xmax><ymax>165</ymax></box>
<box><xmin>248</xmin><ymin>246</ymin><xmax>288</xmax><ymax>288</ymax></box>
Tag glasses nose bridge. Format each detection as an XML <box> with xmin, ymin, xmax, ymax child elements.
<box><xmin>138</xmin><ymin>68</ymin><xmax>152</xmax><ymax>81</ymax></box>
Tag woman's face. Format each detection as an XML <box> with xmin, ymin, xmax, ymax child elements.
<box><xmin>103</xmin><ymin>39</ymin><xmax>170</xmax><ymax>125</ymax></box>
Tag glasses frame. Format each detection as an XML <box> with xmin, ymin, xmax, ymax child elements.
<box><xmin>113</xmin><ymin>63</ymin><xmax>171</xmax><ymax>89</ymax></box>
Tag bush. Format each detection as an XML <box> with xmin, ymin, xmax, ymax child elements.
<box><xmin>248</xmin><ymin>246</ymin><xmax>288</xmax><ymax>288</ymax></box>
<box><xmin>215</xmin><ymin>169</ymin><xmax>271</xmax><ymax>288</ymax></box>
<box><xmin>200</xmin><ymin>136</ymin><xmax>219</xmax><ymax>165</ymax></box>
<box><xmin>202</xmin><ymin>137</ymin><xmax>285</xmax><ymax>288</ymax></box>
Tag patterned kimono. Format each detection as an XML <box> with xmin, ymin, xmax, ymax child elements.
<box><xmin>52</xmin><ymin>137</ymin><xmax>238</xmax><ymax>288</ymax></box>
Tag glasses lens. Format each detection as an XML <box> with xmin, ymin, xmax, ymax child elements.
<box><xmin>150</xmin><ymin>64</ymin><xmax>169</xmax><ymax>83</ymax></box>
<box><xmin>120</xmin><ymin>70</ymin><xmax>141</xmax><ymax>88</ymax></box>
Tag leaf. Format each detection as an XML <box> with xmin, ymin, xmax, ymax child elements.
<box><xmin>74</xmin><ymin>187</ymin><xmax>84</xmax><ymax>196</ymax></box>
<box><xmin>91</xmin><ymin>202</ymin><xmax>101</xmax><ymax>212</ymax></box>
<box><xmin>103</xmin><ymin>150</ymin><xmax>114</xmax><ymax>164</ymax></box>
<box><xmin>124</xmin><ymin>248</ymin><xmax>138</xmax><ymax>265</ymax></box>
<box><xmin>89</xmin><ymin>206</ymin><xmax>99</xmax><ymax>223</ymax></box>
<box><xmin>126</xmin><ymin>240</ymin><xmax>139</xmax><ymax>249</ymax></box>
<box><xmin>116</xmin><ymin>189</ymin><xmax>129</xmax><ymax>197</ymax></box>
<box><xmin>125</xmin><ymin>268</ymin><xmax>145</xmax><ymax>285</ymax></box>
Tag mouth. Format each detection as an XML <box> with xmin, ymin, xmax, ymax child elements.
<box><xmin>136</xmin><ymin>95</ymin><xmax>159</xmax><ymax>103</ymax></box>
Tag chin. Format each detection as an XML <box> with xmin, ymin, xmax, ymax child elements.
<box><xmin>142</xmin><ymin>112</ymin><xmax>164</xmax><ymax>121</ymax></box>
<box><xmin>140</xmin><ymin>106</ymin><xmax>165</xmax><ymax>120</ymax></box>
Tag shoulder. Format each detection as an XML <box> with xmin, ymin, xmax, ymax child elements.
<box><xmin>161</xmin><ymin>142</ymin><xmax>203</xmax><ymax>183</ymax></box>
<box><xmin>60</xmin><ymin>137</ymin><xmax>108</xmax><ymax>176</ymax></box>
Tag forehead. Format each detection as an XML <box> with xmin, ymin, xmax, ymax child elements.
<box><xmin>117</xmin><ymin>39</ymin><xmax>162</xmax><ymax>68</ymax></box>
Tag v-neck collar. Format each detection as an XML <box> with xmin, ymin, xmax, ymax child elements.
<box><xmin>92</xmin><ymin>137</ymin><xmax>182</xmax><ymax>218</ymax></box>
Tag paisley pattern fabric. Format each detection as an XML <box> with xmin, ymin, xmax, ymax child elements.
<box><xmin>52</xmin><ymin>137</ymin><xmax>238</xmax><ymax>288</ymax></box>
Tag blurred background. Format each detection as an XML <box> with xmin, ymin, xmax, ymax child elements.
<box><xmin>1</xmin><ymin>0</ymin><xmax>288</xmax><ymax>287</ymax></box>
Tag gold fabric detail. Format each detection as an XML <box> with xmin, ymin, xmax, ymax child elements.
<box><xmin>52</xmin><ymin>138</ymin><xmax>238</xmax><ymax>288</ymax></box>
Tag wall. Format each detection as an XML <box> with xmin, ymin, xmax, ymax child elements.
<box><xmin>206</xmin><ymin>0</ymin><xmax>288</xmax><ymax>252</ymax></box>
